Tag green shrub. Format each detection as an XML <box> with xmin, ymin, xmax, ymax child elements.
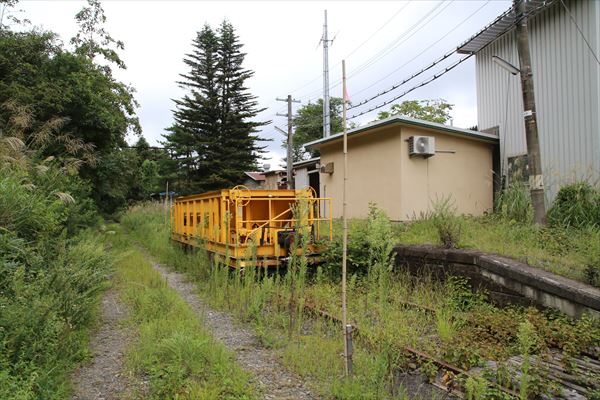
<box><xmin>321</xmin><ymin>205</ymin><xmax>396</xmax><ymax>278</ymax></box>
<box><xmin>431</xmin><ymin>196</ymin><xmax>462</xmax><ymax>248</ymax></box>
<box><xmin>547</xmin><ymin>182</ymin><xmax>600</xmax><ymax>229</ymax></box>
<box><xmin>495</xmin><ymin>181</ymin><xmax>532</xmax><ymax>223</ymax></box>
<box><xmin>0</xmin><ymin>164</ymin><xmax>108</xmax><ymax>399</ymax></box>
<box><xmin>0</xmin><ymin>234</ymin><xmax>111</xmax><ymax>399</ymax></box>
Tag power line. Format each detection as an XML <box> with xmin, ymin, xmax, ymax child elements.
<box><xmin>302</xmin><ymin>1</ymin><xmax>451</xmax><ymax>101</ymax></box>
<box><xmin>266</xmin><ymin>0</ymin><xmax>545</xmax><ymax>134</ymax></box>
<box><xmin>284</xmin><ymin>2</ymin><xmax>411</xmax><ymax>98</ymax></box>
<box><xmin>346</xmin><ymin>1</ymin><xmax>452</xmax><ymax>80</ymax></box>
<box><xmin>559</xmin><ymin>0</ymin><xmax>600</xmax><ymax>66</ymax></box>
<box><xmin>343</xmin><ymin>2</ymin><xmax>412</xmax><ymax>61</ymax></box>
<box><xmin>349</xmin><ymin>0</ymin><xmax>490</xmax><ymax>102</ymax></box>
<box><xmin>347</xmin><ymin>0</ymin><xmax>548</xmax><ymax>116</ymax></box>
<box><xmin>347</xmin><ymin>54</ymin><xmax>473</xmax><ymax>120</ymax></box>
<box><xmin>294</xmin><ymin>1</ymin><xmax>450</xmax><ymax>102</ymax></box>
<box><xmin>348</xmin><ymin>52</ymin><xmax>457</xmax><ymax>110</ymax></box>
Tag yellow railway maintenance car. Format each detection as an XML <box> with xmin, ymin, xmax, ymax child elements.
<box><xmin>170</xmin><ymin>186</ymin><xmax>332</xmax><ymax>268</ymax></box>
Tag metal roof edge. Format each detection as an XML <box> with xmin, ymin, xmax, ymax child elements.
<box><xmin>292</xmin><ymin>156</ymin><xmax>321</xmax><ymax>167</ymax></box>
<box><xmin>456</xmin><ymin>5</ymin><xmax>514</xmax><ymax>54</ymax></box>
<box><xmin>304</xmin><ymin>115</ymin><xmax>498</xmax><ymax>149</ymax></box>
<box><xmin>457</xmin><ymin>0</ymin><xmax>555</xmax><ymax>55</ymax></box>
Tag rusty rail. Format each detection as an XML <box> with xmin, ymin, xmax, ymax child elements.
<box><xmin>302</xmin><ymin>303</ymin><xmax>520</xmax><ymax>398</ymax></box>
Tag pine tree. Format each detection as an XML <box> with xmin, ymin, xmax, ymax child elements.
<box><xmin>213</xmin><ymin>20</ymin><xmax>267</xmax><ymax>189</ymax></box>
<box><xmin>163</xmin><ymin>21</ymin><xmax>267</xmax><ymax>193</ymax></box>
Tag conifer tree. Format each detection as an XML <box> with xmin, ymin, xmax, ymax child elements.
<box><xmin>163</xmin><ymin>21</ymin><xmax>266</xmax><ymax>193</ymax></box>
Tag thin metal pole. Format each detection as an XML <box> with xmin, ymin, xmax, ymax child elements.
<box><xmin>323</xmin><ymin>10</ymin><xmax>331</xmax><ymax>138</ymax></box>
<box><xmin>165</xmin><ymin>180</ymin><xmax>169</xmax><ymax>225</ymax></box>
<box><xmin>514</xmin><ymin>0</ymin><xmax>546</xmax><ymax>224</ymax></box>
<box><xmin>287</xmin><ymin>95</ymin><xmax>295</xmax><ymax>189</ymax></box>
<box><xmin>341</xmin><ymin>59</ymin><xmax>351</xmax><ymax>376</ymax></box>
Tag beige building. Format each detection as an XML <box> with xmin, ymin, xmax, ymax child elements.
<box><xmin>305</xmin><ymin>116</ymin><xmax>499</xmax><ymax>221</ymax></box>
<box><xmin>263</xmin><ymin>170</ymin><xmax>287</xmax><ymax>190</ymax></box>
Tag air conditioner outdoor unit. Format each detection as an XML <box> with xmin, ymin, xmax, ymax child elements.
<box><xmin>408</xmin><ymin>135</ymin><xmax>435</xmax><ymax>158</ymax></box>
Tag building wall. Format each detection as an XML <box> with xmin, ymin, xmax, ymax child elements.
<box><xmin>476</xmin><ymin>0</ymin><xmax>600</xmax><ymax>199</ymax></box>
<box><xmin>399</xmin><ymin>126</ymin><xmax>494</xmax><ymax>219</ymax></box>
<box><xmin>243</xmin><ymin>178</ymin><xmax>263</xmax><ymax>189</ymax></box>
<box><xmin>319</xmin><ymin>124</ymin><xmax>494</xmax><ymax>221</ymax></box>
<box><xmin>320</xmin><ymin>127</ymin><xmax>403</xmax><ymax>220</ymax></box>
<box><xmin>264</xmin><ymin>174</ymin><xmax>282</xmax><ymax>190</ymax></box>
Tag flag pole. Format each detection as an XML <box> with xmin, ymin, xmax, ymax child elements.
<box><xmin>341</xmin><ymin>59</ymin><xmax>352</xmax><ymax>376</ymax></box>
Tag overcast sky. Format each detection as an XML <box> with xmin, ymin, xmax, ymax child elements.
<box><xmin>17</xmin><ymin>0</ymin><xmax>510</xmax><ymax>167</ymax></box>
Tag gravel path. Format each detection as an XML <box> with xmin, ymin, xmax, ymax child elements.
<box><xmin>150</xmin><ymin>262</ymin><xmax>317</xmax><ymax>400</ymax></box>
<box><xmin>71</xmin><ymin>288</ymin><xmax>138</xmax><ymax>400</ymax></box>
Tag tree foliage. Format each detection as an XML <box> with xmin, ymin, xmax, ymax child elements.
<box><xmin>376</xmin><ymin>99</ymin><xmax>453</xmax><ymax>124</ymax></box>
<box><xmin>163</xmin><ymin>21</ymin><xmax>267</xmax><ymax>194</ymax></box>
<box><xmin>287</xmin><ymin>97</ymin><xmax>344</xmax><ymax>161</ymax></box>
<box><xmin>70</xmin><ymin>0</ymin><xmax>126</xmax><ymax>70</ymax></box>
<box><xmin>0</xmin><ymin>0</ymin><xmax>140</xmax><ymax>214</ymax></box>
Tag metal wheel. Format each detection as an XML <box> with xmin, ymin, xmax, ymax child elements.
<box><xmin>231</xmin><ymin>184</ymin><xmax>251</xmax><ymax>206</ymax></box>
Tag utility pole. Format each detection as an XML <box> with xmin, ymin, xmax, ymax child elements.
<box><xmin>514</xmin><ymin>0</ymin><xmax>546</xmax><ymax>224</ymax></box>
<box><xmin>276</xmin><ymin>95</ymin><xmax>301</xmax><ymax>189</ymax></box>
<box><xmin>322</xmin><ymin>10</ymin><xmax>331</xmax><ymax>138</ymax></box>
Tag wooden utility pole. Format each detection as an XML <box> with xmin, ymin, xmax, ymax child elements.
<box><xmin>341</xmin><ymin>60</ymin><xmax>353</xmax><ymax>376</ymax></box>
<box><xmin>276</xmin><ymin>95</ymin><xmax>300</xmax><ymax>189</ymax></box>
<box><xmin>514</xmin><ymin>0</ymin><xmax>546</xmax><ymax>224</ymax></box>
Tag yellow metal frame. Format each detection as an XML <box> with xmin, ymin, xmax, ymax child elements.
<box><xmin>170</xmin><ymin>187</ymin><xmax>332</xmax><ymax>267</ymax></box>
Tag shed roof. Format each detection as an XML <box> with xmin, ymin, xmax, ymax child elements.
<box><xmin>457</xmin><ymin>0</ymin><xmax>555</xmax><ymax>54</ymax></box>
<box><xmin>304</xmin><ymin>115</ymin><xmax>498</xmax><ymax>150</ymax></box>
<box><xmin>244</xmin><ymin>171</ymin><xmax>266</xmax><ymax>181</ymax></box>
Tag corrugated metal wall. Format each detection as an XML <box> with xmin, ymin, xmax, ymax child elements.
<box><xmin>476</xmin><ymin>0</ymin><xmax>600</xmax><ymax>200</ymax></box>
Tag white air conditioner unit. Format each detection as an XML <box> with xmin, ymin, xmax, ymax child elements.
<box><xmin>408</xmin><ymin>135</ymin><xmax>435</xmax><ymax>158</ymax></box>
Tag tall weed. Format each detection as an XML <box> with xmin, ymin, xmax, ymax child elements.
<box><xmin>547</xmin><ymin>181</ymin><xmax>600</xmax><ymax>229</ymax></box>
<box><xmin>495</xmin><ymin>182</ymin><xmax>532</xmax><ymax>223</ymax></box>
<box><xmin>430</xmin><ymin>196</ymin><xmax>462</xmax><ymax>249</ymax></box>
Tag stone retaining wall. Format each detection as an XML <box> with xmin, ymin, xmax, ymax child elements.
<box><xmin>393</xmin><ymin>244</ymin><xmax>600</xmax><ymax>319</ymax></box>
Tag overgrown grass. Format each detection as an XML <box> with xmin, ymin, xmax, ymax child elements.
<box><xmin>122</xmin><ymin>203</ymin><xmax>600</xmax><ymax>399</ymax></box>
<box><xmin>396</xmin><ymin>216</ymin><xmax>600</xmax><ymax>283</ymax></box>
<box><xmin>122</xmin><ymin>204</ymin><xmax>412</xmax><ymax>399</ymax></box>
<box><xmin>106</xmin><ymin>226</ymin><xmax>257</xmax><ymax>399</ymax></box>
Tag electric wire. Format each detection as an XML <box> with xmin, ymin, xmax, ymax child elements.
<box><xmin>343</xmin><ymin>2</ymin><xmax>411</xmax><ymax>60</ymax></box>
<box><xmin>559</xmin><ymin>0</ymin><xmax>600</xmax><ymax>66</ymax></box>
<box><xmin>346</xmin><ymin>1</ymin><xmax>452</xmax><ymax>80</ymax></box>
<box><xmin>348</xmin><ymin>0</ymin><xmax>491</xmax><ymax>103</ymax></box>
<box><xmin>347</xmin><ymin>54</ymin><xmax>473</xmax><ymax>120</ymax></box>
<box><xmin>272</xmin><ymin>1</ymin><xmax>547</xmax><ymax>134</ymax></box>
<box><xmin>296</xmin><ymin>1</ymin><xmax>450</xmax><ymax>103</ymax></box>
<box><xmin>346</xmin><ymin>1</ymin><xmax>550</xmax><ymax>119</ymax></box>
<box><xmin>293</xmin><ymin>0</ymin><xmax>451</xmax><ymax>102</ymax></box>
<box><xmin>283</xmin><ymin>2</ymin><xmax>411</xmax><ymax>97</ymax></box>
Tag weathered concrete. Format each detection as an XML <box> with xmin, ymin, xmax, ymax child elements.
<box><xmin>393</xmin><ymin>244</ymin><xmax>600</xmax><ymax>319</ymax></box>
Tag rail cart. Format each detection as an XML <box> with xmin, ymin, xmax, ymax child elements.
<box><xmin>170</xmin><ymin>186</ymin><xmax>332</xmax><ymax>267</ymax></box>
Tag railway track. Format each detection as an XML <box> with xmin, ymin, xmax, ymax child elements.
<box><xmin>302</xmin><ymin>302</ymin><xmax>599</xmax><ymax>399</ymax></box>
